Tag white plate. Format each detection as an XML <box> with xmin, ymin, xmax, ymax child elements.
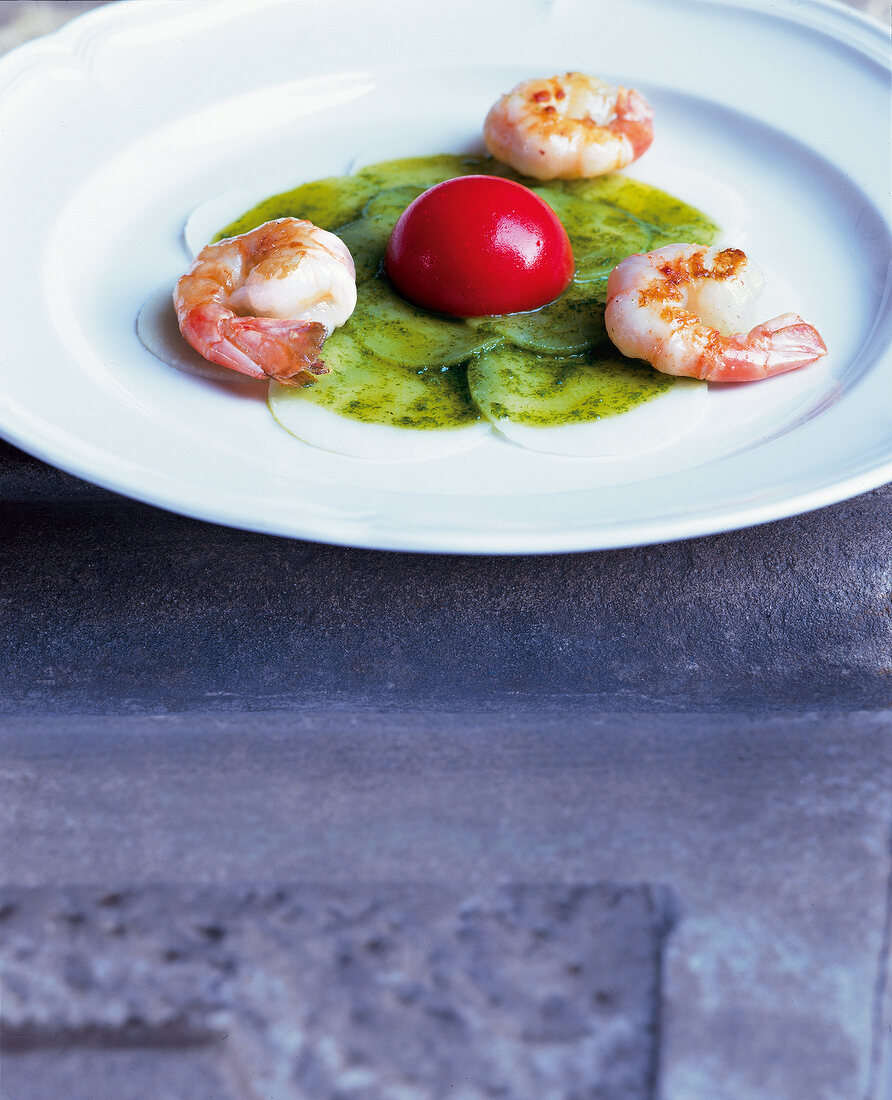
<box><xmin>0</xmin><ymin>0</ymin><xmax>889</xmax><ymax>553</ymax></box>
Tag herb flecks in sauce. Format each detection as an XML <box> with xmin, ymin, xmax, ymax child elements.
<box><xmin>469</xmin><ymin>345</ymin><xmax>673</xmax><ymax>429</ymax></box>
<box><xmin>218</xmin><ymin>155</ymin><xmax>718</xmax><ymax>431</ymax></box>
<box><xmin>286</xmin><ymin>332</ymin><xmax>478</xmax><ymax>431</ymax></box>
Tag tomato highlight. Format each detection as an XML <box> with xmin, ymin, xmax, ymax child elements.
<box><xmin>384</xmin><ymin>175</ymin><xmax>574</xmax><ymax>317</ymax></box>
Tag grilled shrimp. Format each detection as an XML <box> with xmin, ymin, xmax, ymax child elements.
<box><xmin>174</xmin><ymin>217</ymin><xmax>356</xmax><ymax>385</ymax></box>
<box><xmin>605</xmin><ymin>244</ymin><xmax>827</xmax><ymax>382</ymax></box>
<box><xmin>483</xmin><ymin>72</ymin><xmax>654</xmax><ymax>180</ymax></box>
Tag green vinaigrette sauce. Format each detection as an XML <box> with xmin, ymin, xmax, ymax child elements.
<box><xmin>216</xmin><ymin>155</ymin><xmax>718</xmax><ymax>433</ymax></box>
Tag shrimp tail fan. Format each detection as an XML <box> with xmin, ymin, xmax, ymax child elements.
<box><xmin>221</xmin><ymin>316</ymin><xmax>330</xmax><ymax>385</ymax></box>
<box><xmin>742</xmin><ymin>313</ymin><xmax>828</xmax><ymax>376</ymax></box>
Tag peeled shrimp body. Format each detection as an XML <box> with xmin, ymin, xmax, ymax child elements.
<box><xmin>605</xmin><ymin>244</ymin><xmax>827</xmax><ymax>382</ymax></box>
<box><xmin>483</xmin><ymin>72</ymin><xmax>654</xmax><ymax>180</ymax></box>
<box><xmin>174</xmin><ymin>217</ymin><xmax>357</xmax><ymax>385</ymax></box>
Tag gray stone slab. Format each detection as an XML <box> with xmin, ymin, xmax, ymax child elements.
<box><xmin>2</xmin><ymin>710</ymin><xmax>890</xmax><ymax>1100</ymax></box>
<box><xmin>2</xmin><ymin>483</ymin><xmax>892</xmax><ymax>715</ymax></box>
<box><xmin>0</xmin><ymin>440</ymin><xmax>114</xmax><ymax>504</ymax></box>
<box><xmin>0</xmin><ymin>883</ymin><xmax>670</xmax><ymax>1100</ymax></box>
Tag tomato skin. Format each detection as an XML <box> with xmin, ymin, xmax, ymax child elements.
<box><xmin>384</xmin><ymin>175</ymin><xmax>574</xmax><ymax>317</ymax></box>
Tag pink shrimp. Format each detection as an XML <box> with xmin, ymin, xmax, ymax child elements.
<box><xmin>174</xmin><ymin>217</ymin><xmax>356</xmax><ymax>385</ymax></box>
<box><xmin>605</xmin><ymin>244</ymin><xmax>827</xmax><ymax>382</ymax></box>
<box><xmin>483</xmin><ymin>72</ymin><xmax>653</xmax><ymax>181</ymax></box>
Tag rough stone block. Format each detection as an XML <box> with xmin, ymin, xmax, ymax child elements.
<box><xmin>3</xmin><ymin>710</ymin><xmax>888</xmax><ymax>1100</ymax></box>
<box><xmin>0</xmin><ymin>883</ymin><xmax>671</xmax><ymax>1099</ymax></box>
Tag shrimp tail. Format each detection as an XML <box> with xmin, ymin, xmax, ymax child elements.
<box><xmin>613</xmin><ymin>87</ymin><xmax>655</xmax><ymax>161</ymax></box>
<box><xmin>221</xmin><ymin>317</ymin><xmax>330</xmax><ymax>386</ymax></box>
<box><xmin>705</xmin><ymin>313</ymin><xmax>828</xmax><ymax>382</ymax></box>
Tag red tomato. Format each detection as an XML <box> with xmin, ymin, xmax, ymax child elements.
<box><xmin>384</xmin><ymin>175</ymin><xmax>574</xmax><ymax>317</ymax></box>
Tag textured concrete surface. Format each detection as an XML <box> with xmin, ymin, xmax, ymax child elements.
<box><xmin>2</xmin><ymin>710</ymin><xmax>891</xmax><ymax>1099</ymax></box>
<box><xmin>0</xmin><ymin>883</ymin><xmax>671</xmax><ymax>1099</ymax></box>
